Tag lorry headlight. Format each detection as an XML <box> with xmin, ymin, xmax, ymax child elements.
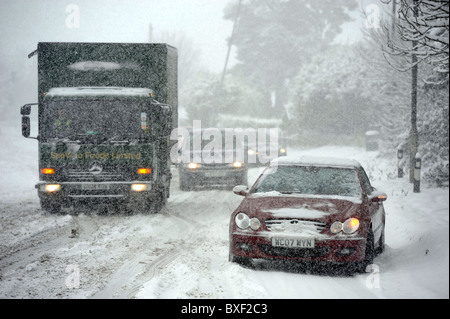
<box><xmin>45</xmin><ymin>184</ymin><xmax>61</xmax><ymax>193</ymax></box>
<box><xmin>235</xmin><ymin>212</ymin><xmax>250</xmax><ymax>229</ymax></box>
<box><xmin>131</xmin><ymin>184</ymin><xmax>146</xmax><ymax>192</ymax></box>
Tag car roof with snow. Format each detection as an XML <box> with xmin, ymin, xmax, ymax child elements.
<box><xmin>270</xmin><ymin>156</ymin><xmax>362</xmax><ymax>168</ymax></box>
<box><xmin>44</xmin><ymin>87</ymin><xmax>154</xmax><ymax>98</ymax></box>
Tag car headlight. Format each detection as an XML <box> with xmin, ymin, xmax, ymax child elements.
<box><xmin>343</xmin><ymin>218</ymin><xmax>360</xmax><ymax>234</ymax></box>
<box><xmin>187</xmin><ymin>162</ymin><xmax>200</xmax><ymax>169</ymax></box>
<box><xmin>249</xmin><ymin>217</ymin><xmax>261</xmax><ymax>230</ymax></box>
<box><xmin>330</xmin><ymin>218</ymin><xmax>360</xmax><ymax>234</ymax></box>
<box><xmin>279</xmin><ymin>148</ymin><xmax>287</xmax><ymax>154</ymax></box>
<box><xmin>330</xmin><ymin>221</ymin><xmax>343</xmax><ymax>234</ymax></box>
<box><xmin>231</xmin><ymin>161</ymin><xmax>242</xmax><ymax>168</ymax></box>
<box><xmin>235</xmin><ymin>212</ymin><xmax>250</xmax><ymax>229</ymax></box>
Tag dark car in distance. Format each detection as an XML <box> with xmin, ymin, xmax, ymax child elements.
<box><xmin>178</xmin><ymin>129</ymin><xmax>248</xmax><ymax>190</ymax></box>
<box><xmin>229</xmin><ymin>156</ymin><xmax>387</xmax><ymax>274</ymax></box>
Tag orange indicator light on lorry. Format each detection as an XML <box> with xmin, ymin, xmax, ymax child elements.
<box><xmin>137</xmin><ymin>168</ymin><xmax>152</xmax><ymax>174</ymax></box>
<box><xmin>40</xmin><ymin>168</ymin><xmax>55</xmax><ymax>175</ymax></box>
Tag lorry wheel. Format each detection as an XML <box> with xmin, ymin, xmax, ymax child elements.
<box><xmin>40</xmin><ymin>199</ymin><xmax>62</xmax><ymax>215</ymax></box>
<box><xmin>143</xmin><ymin>192</ymin><xmax>165</xmax><ymax>214</ymax></box>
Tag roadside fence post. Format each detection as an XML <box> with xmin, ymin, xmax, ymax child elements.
<box><xmin>413</xmin><ymin>153</ymin><xmax>421</xmax><ymax>193</ymax></box>
<box><xmin>397</xmin><ymin>147</ymin><xmax>404</xmax><ymax>178</ymax></box>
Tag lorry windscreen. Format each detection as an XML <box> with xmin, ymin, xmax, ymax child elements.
<box><xmin>41</xmin><ymin>98</ymin><xmax>149</xmax><ymax>140</ymax></box>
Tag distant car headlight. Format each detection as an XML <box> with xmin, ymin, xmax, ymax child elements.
<box><xmin>235</xmin><ymin>212</ymin><xmax>250</xmax><ymax>229</ymax></box>
<box><xmin>279</xmin><ymin>148</ymin><xmax>287</xmax><ymax>154</ymax></box>
<box><xmin>187</xmin><ymin>162</ymin><xmax>200</xmax><ymax>169</ymax></box>
<box><xmin>231</xmin><ymin>161</ymin><xmax>242</xmax><ymax>168</ymax></box>
<box><xmin>343</xmin><ymin>218</ymin><xmax>360</xmax><ymax>234</ymax></box>
<box><xmin>330</xmin><ymin>221</ymin><xmax>343</xmax><ymax>234</ymax></box>
<box><xmin>249</xmin><ymin>217</ymin><xmax>261</xmax><ymax>230</ymax></box>
<box><xmin>247</xmin><ymin>149</ymin><xmax>255</xmax><ymax>155</ymax></box>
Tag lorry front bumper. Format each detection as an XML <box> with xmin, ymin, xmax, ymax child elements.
<box><xmin>36</xmin><ymin>181</ymin><xmax>154</xmax><ymax>205</ymax></box>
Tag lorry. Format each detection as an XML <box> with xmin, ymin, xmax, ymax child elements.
<box><xmin>20</xmin><ymin>42</ymin><xmax>177</xmax><ymax>214</ymax></box>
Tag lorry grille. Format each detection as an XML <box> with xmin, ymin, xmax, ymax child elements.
<box><xmin>66</xmin><ymin>169</ymin><xmax>124</xmax><ymax>182</ymax></box>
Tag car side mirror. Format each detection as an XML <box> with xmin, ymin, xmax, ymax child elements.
<box><xmin>233</xmin><ymin>185</ymin><xmax>249</xmax><ymax>196</ymax></box>
<box><xmin>369</xmin><ymin>191</ymin><xmax>387</xmax><ymax>202</ymax></box>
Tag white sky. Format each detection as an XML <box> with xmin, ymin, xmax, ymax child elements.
<box><xmin>0</xmin><ymin>0</ymin><xmax>234</xmax><ymax>72</ymax></box>
<box><xmin>0</xmin><ymin>0</ymin><xmax>385</xmax><ymax>73</ymax></box>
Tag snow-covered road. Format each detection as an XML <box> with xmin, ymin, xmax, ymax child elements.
<box><xmin>0</xmin><ymin>125</ymin><xmax>448</xmax><ymax>299</ymax></box>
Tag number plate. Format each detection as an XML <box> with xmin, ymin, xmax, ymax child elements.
<box><xmin>81</xmin><ymin>183</ymin><xmax>110</xmax><ymax>190</ymax></box>
<box><xmin>272</xmin><ymin>237</ymin><xmax>315</xmax><ymax>248</ymax></box>
<box><xmin>204</xmin><ymin>171</ymin><xmax>228</xmax><ymax>177</ymax></box>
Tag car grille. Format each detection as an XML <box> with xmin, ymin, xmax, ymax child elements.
<box><xmin>66</xmin><ymin>169</ymin><xmax>124</xmax><ymax>182</ymax></box>
<box><xmin>200</xmin><ymin>163</ymin><xmax>236</xmax><ymax>170</ymax></box>
<box><xmin>265</xmin><ymin>219</ymin><xmax>326</xmax><ymax>234</ymax></box>
<box><xmin>257</xmin><ymin>244</ymin><xmax>330</xmax><ymax>258</ymax></box>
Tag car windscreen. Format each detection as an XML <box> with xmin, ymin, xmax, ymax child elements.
<box><xmin>251</xmin><ymin>165</ymin><xmax>362</xmax><ymax>197</ymax></box>
<box><xmin>41</xmin><ymin>98</ymin><xmax>147</xmax><ymax>139</ymax></box>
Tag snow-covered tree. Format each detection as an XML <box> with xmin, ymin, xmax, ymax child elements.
<box><xmin>363</xmin><ymin>0</ymin><xmax>449</xmax><ymax>186</ymax></box>
<box><xmin>288</xmin><ymin>45</ymin><xmax>380</xmax><ymax>146</ymax></box>
<box><xmin>380</xmin><ymin>0</ymin><xmax>449</xmax><ymax>185</ymax></box>
<box><xmin>224</xmin><ymin>0</ymin><xmax>357</xmax><ymax>118</ymax></box>
<box><xmin>385</xmin><ymin>0</ymin><xmax>449</xmax><ymax>75</ymax></box>
<box><xmin>183</xmin><ymin>72</ymin><xmax>269</xmax><ymax>128</ymax></box>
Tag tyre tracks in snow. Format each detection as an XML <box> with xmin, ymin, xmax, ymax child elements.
<box><xmin>90</xmin><ymin>202</ymin><xmax>202</xmax><ymax>299</ymax></box>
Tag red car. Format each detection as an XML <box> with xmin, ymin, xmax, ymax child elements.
<box><xmin>229</xmin><ymin>156</ymin><xmax>387</xmax><ymax>273</ymax></box>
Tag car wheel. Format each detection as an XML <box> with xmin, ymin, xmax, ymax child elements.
<box><xmin>229</xmin><ymin>255</ymin><xmax>254</xmax><ymax>269</ymax></box>
<box><xmin>357</xmin><ymin>229</ymin><xmax>375</xmax><ymax>273</ymax></box>
<box><xmin>180</xmin><ymin>178</ymin><xmax>191</xmax><ymax>191</ymax></box>
<box><xmin>376</xmin><ymin>228</ymin><xmax>385</xmax><ymax>255</ymax></box>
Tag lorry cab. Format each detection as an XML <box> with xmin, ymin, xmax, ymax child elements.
<box><xmin>20</xmin><ymin>43</ymin><xmax>177</xmax><ymax>214</ymax></box>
